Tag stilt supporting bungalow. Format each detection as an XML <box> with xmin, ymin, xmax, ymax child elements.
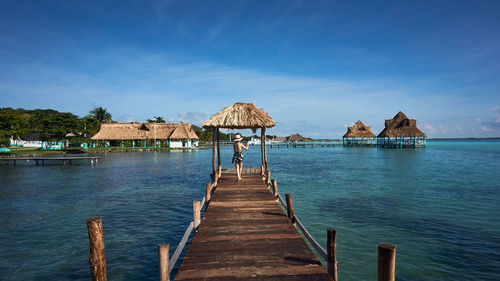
<box><xmin>343</xmin><ymin>120</ymin><xmax>376</xmax><ymax>147</ymax></box>
<box><xmin>377</xmin><ymin>111</ymin><xmax>426</xmax><ymax>148</ymax></box>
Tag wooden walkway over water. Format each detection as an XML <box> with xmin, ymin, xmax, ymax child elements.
<box><xmin>1</xmin><ymin>156</ymin><xmax>100</xmax><ymax>165</ymax></box>
<box><xmin>174</xmin><ymin>170</ymin><xmax>330</xmax><ymax>281</ymax></box>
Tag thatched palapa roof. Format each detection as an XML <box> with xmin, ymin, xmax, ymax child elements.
<box><xmin>91</xmin><ymin>123</ymin><xmax>199</xmax><ymax>140</ymax></box>
<box><xmin>287</xmin><ymin>133</ymin><xmax>308</xmax><ymax>142</ymax></box>
<box><xmin>377</xmin><ymin>111</ymin><xmax>426</xmax><ymax>138</ymax></box>
<box><xmin>343</xmin><ymin>120</ymin><xmax>376</xmax><ymax>138</ymax></box>
<box><xmin>202</xmin><ymin>102</ymin><xmax>276</xmax><ymax>129</ymax></box>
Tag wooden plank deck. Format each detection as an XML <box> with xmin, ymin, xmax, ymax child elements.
<box><xmin>175</xmin><ymin>171</ymin><xmax>330</xmax><ymax>281</ymax></box>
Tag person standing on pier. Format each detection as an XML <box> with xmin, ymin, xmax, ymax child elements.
<box><xmin>232</xmin><ymin>134</ymin><xmax>249</xmax><ymax>182</ymax></box>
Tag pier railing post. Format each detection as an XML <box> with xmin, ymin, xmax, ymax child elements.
<box><xmin>218</xmin><ymin>165</ymin><xmax>222</xmax><ymax>179</ymax></box>
<box><xmin>193</xmin><ymin>201</ymin><xmax>201</xmax><ymax>229</ymax></box>
<box><xmin>285</xmin><ymin>194</ymin><xmax>295</xmax><ymax>223</ymax></box>
<box><xmin>260</xmin><ymin>165</ymin><xmax>264</xmax><ymax>177</ymax></box>
<box><xmin>158</xmin><ymin>242</ymin><xmax>170</xmax><ymax>281</ymax></box>
<box><xmin>86</xmin><ymin>217</ymin><xmax>107</xmax><ymax>281</ymax></box>
<box><xmin>206</xmin><ymin>183</ymin><xmax>212</xmax><ymax>204</ymax></box>
<box><xmin>327</xmin><ymin>228</ymin><xmax>338</xmax><ymax>281</ymax></box>
<box><xmin>214</xmin><ymin>172</ymin><xmax>218</xmax><ymax>186</ymax></box>
<box><xmin>271</xmin><ymin>179</ymin><xmax>278</xmax><ymax>197</ymax></box>
<box><xmin>378</xmin><ymin>244</ymin><xmax>396</xmax><ymax>281</ymax></box>
<box><xmin>266</xmin><ymin>170</ymin><xmax>271</xmax><ymax>186</ymax></box>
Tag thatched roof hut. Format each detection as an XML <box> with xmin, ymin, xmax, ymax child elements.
<box><xmin>377</xmin><ymin>111</ymin><xmax>426</xmax><ymax>138</ymax></box>
<box><xmin>203</xmin><ymin>102</ymin><xmax>276</xmax><ymax>174</ymax></box>
<box><xmin>343</xmin><ymin>121</ymin><xmax>376</xmax><ymax>138</ymax></box>
<box><xmin>287</xmin><ymin>133</ymin><xmax>307</xmax><ymax>142</ymax></box>
<box><xmin>91</xmin><ymin>123</ymin><xmax>198</xmax><ymax>140</ymax></box>
<box><xmin>202</xmin><ymin>102</ymin><xmax>275</xmax><ymax>129</ymax></box>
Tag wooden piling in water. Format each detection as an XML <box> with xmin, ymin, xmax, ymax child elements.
<box><xmin>285</xmin><ymin>194</ymin><xmax>295</xmax><ymax>223</ymax></box>
<box><xmin>86</xmin><ymin>217</ymin><xmax>107</xmax><ymax>281</ymax></box>
<box><xmin>158</xmin><ymin>243</ymin><xmax>170</xmax><ymax>281</ymax></box>
<box><xmin>193</xmin><ymin>201</ymin><xmax>201</xmax><ymax>229</ymax></box>
<box><xmin>271</xmin><ymin>179</ymin><xmax>278</xmax><ymax>197</ymax></box>
<box><xmin>327</xmin><ymin>228</ymin><xmax>338</xmax><ymax>281</ymax></box>
<box><xmin>378</xmin><ymin>244</ymin><xmax>396</xmax><ymax>281</ymax></box>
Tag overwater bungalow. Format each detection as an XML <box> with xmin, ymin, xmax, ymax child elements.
<box><xmin>377</xmin><ymin>111</ymin><xmax>426</xmax><ymax>148</ymax></box>
<box><xmin>342</xmin><ymin>120</ymin><xmax>376</xmax><ymax>147</ymax></box>
<box><xmin>91</xmin><ymin>122</ymin><xmax>199</xmax><ymax>148</ymax></box>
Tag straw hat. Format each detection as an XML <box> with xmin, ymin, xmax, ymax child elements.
<box><xmin>234</xmin><ymin>134</ymin><xmax>243</xmax><ymax>142</ymax></box>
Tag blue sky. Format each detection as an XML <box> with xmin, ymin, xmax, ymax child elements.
<box><xmin>1</xmin><ymin>0</ymin><xmax>499</xmax><ymax>138</ymax></box>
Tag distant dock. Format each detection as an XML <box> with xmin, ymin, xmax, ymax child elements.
<box><xmin>1</xmin><ymin>156</ymin><xmax>100</xmax><ymax>166</ymax></box>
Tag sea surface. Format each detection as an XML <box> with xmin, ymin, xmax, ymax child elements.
<box><xmin>1</xmin><ymin>140</ymin><xmax>499</xmax><ymax>281</ymax></box>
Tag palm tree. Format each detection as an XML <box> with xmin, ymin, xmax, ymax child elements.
<box><xmin>146</xmin><ymin>116</ymin><xmax>166</xmax><ymax>123</ymax></box>
<box><xmin>89</xmin><ymin>107</ymin><xmax>112</xmax><ymax>124</ymax></box>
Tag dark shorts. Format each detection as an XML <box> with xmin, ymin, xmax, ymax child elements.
<box><xmin>232</xmin><ymin>151</ymin><xmax>244</xmax><ymax>164</ymax></box>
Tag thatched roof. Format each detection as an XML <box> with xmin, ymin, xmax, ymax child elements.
<box><xmin>202</xmin><ymin>102</ymin><xmax>276</xmax><ymax>129</ymax></box>
<box><xmin>287</xmin><ymin>133</ymin><xmax>307</xmax><ymax>142</ymax></box>
<box><xmin>377</xmin><ymin>111</ymin><xmax>426</xmax><ymax>138</ymax></box>
<box><xmin>91</xmin><ymin>123</ymin><xmax>199</xmax><ymax>140</ymax></box>
<box><xmin>343</xmin><ymin>120</ymin><xmax>376</xmax><ymax>138</ymax></box>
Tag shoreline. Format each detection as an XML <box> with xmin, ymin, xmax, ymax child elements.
<box><xmin>0</xmin><ymin>146</ymin><xmax>202</xmax><ymax>158</ymax></box>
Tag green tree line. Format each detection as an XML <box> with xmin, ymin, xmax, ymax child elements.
<box><xmin>0</xmin><ymin>107</ymin><xmax>113</xmax><ymax>146</ymax></box>
<box><xmin>0</xmin><ymin>107</ymin><xmax>270</xmax><ymax>147</ymax></box>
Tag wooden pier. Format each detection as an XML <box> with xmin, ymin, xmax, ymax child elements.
<box><xmin>252</xmin><ymin>142</ymin><xmax>341</xmax><ymax>149</ymax></box>
<box><xmin>174</xmin><ymin>170</ymin><xmax>331</xmax><ymax>281</ymax></box>
<box><xmin>85</xmin><ymin>103</ymin><xmax>397</xmax><ymax>281</ymax></box>
<box><xmin>1</xmin><ymin>156</ymin><xmax>100</xmax><ymax>165</ymax></box>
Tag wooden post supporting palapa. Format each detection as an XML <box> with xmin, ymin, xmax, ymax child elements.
<box><xmin>206</xmin><ymin>183</ymin><xmax>212</xmax><ymax>203</ymax></box>
<box><xmin>264</xmin><ymin>134</ymin><xmax>268</xmax><ymax>171</ymax></box>
<box><xmin>214</xmin><ymin>172</ymin><xmax>218</xmax><ymax>186</ymax></box>
<box><xmin>212</xmin><ymin>127</ymin><xmax>217</xmax><ymax>178</ymax></box>
<box><xmin>261</xmin><ymin>127</ymin><xmax>266</xmax><ymax>171</ymax></box>
<box><xmin>266</xmin><ymin>170</ymin><xmax>271</xmax><ymax>186</ymax></box>
<box><xmin>158</xmin><ymin>242</ymin><xmax>170</xmax><ymax>281</ymax></box>
<box><xmin>193</xmin><ymin>200</ymin><xmax>201</xmax><ymax>229</ymax></box>
<box><xmin>327</xmin><ymin>228</ymin><xmax>338</xmax><ymax>281</ymax></box>
<box><xmin>271</xmin><ymin>179</ymin><xmax>278</xmax><ymax>197</ymax></box>
<box><xmin>378</xmin><ymin>244</ymin><xmax>396</xmax><ymax>281</ymax></box>
<box><xmin>86</xmin><ymin>217</ymin><xmax>107</xmax><ymax>281</ymax></box>
<box><xmin>216</xmin><ymin>128</ymin><xmax>221</xmax><ymax>169</ymax></box>
<box><xmin>285</xmin><ymin>194</ymin><xmax>295</xmax><ymax>223</ymax></box>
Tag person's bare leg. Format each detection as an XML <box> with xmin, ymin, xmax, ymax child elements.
<box><xmin>235</xmin><ymin>163</ymin><xmax>241</xmax><ymax>182</ymax></box>
<box><xmin>239</xmin><ymin>161</ymin><xmax>244</xmax><ymax>180</ymax></box>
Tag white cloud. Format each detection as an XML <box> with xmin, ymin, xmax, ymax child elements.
<box><xmin>479</xmin><ymin>126</ymin><xmax>493</xmax><ymax>132</ymax></box>
<box><xmin>439</xmin><ymin>125</ymin><xmax>448</xmax><ymax>134</ymax></box>
<box><xmin>490</xmin><ymin>105</ymin><xmax>500</xmax><ymax>111</ymax></box>
<box><xmin>422</xmin><ymin>123</ymin><xmax>437</xmax><ymax>134</ymax></box>
<box><xmin>177</xmin><ymin>111</ymin><xmax>207</xmax><ymax>125</ymax></box>
<box><xmin>1</xmin><ymin>48</ymin><xmax>496</xmax><ymax>138</ymax></box>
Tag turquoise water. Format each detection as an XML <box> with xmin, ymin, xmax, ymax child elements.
<box><xmin>1</xmin><ymin>140</ymin><xmax>499</xmax><ymax>280</ymax></box>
